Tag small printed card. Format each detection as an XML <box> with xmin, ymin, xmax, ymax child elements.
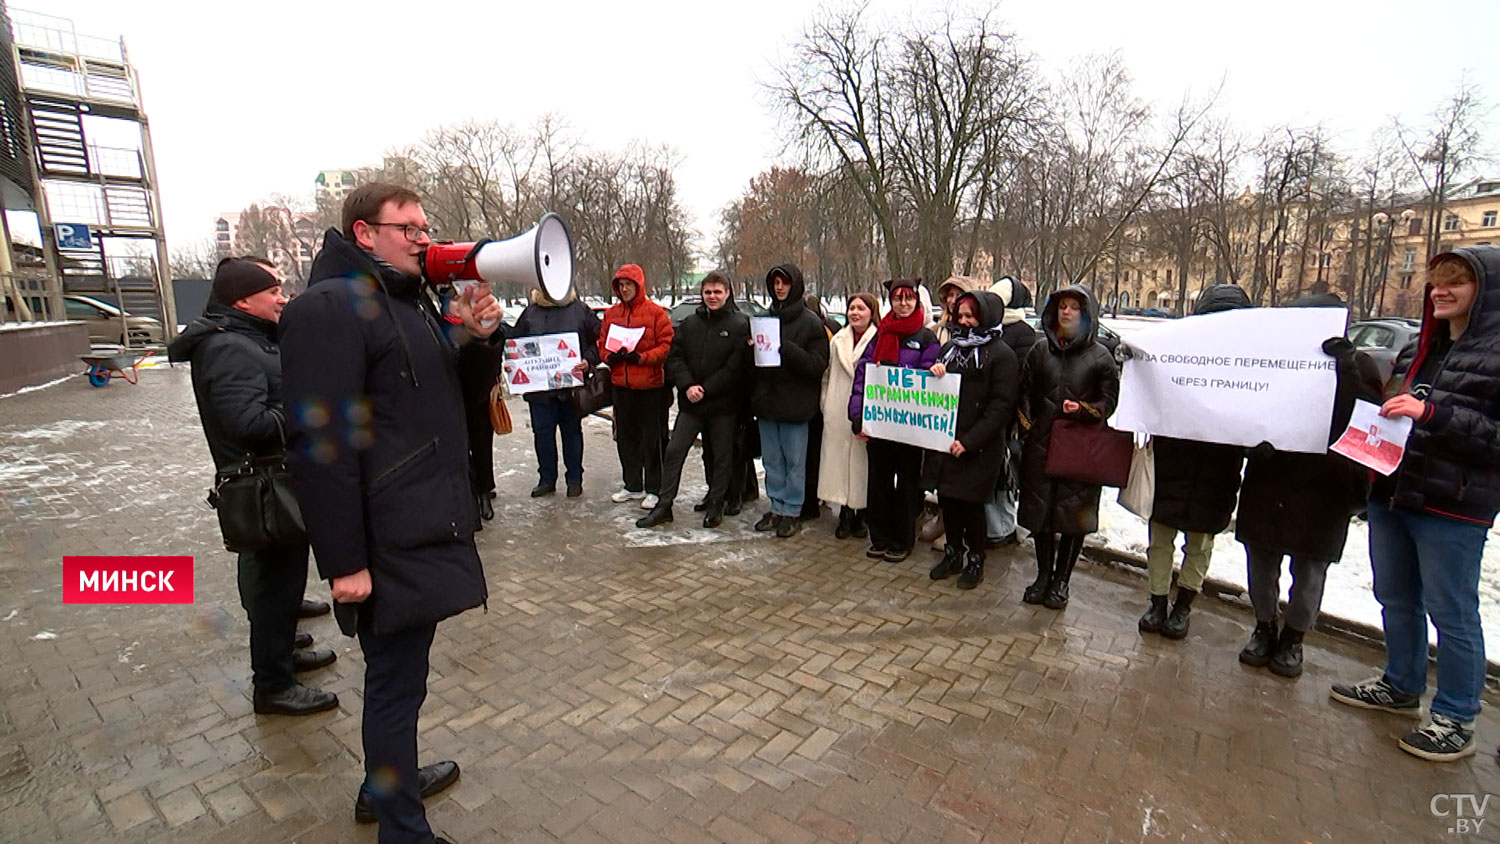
<box><xmin>1330</xmin><ymin>399</ymin><xmax>1413</xmax><ymax>476</ymax></box>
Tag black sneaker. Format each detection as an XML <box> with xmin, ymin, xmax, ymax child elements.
<box><xmin>775</xmin><ymin>517</ymin><xmax>800</xmax><ymax>538</ymax></box>
<box><xmin>865</xmin><ymin>545</ymin><xmax>888</xmax><ymax>559</ymax></box>
<box><xmin>1399</xmin><ymin>714</ymin><xmax>1476</xmax><ymax>762</ymax></box>
<box><xmin>530</xmin><ymin>483</ymin><xmax>556</xmax><ymax>498</ymax></box>
<box><xmin>753</xmin><ymin>512</ymin><xmax>779</xmax><ymax>532</ymax></box>
<box><xmin>882</xmin><ymin>547</ymin><xmax>911</xmax><ymax>563</ymax></box>
<box><xmin>1329</xmin><ymin>676</ymin><xmax>1423</xmax><ymax>718</ymax></box>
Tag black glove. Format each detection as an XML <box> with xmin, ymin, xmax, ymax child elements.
<box><xmin>1322</xmin><ymin>336</ymin><xmax>1355</xmax><ymax>361</ymax></box>
<box><xmin>851</xmin><ymin>418</ymin><xmax>862</xmax><ymax>435</ymax></box>
<box><xmin>1249</xmin><ymin>440</ymin><xmax>1276</xmax><ymax>460</ymax></box>
<box><xmin>1117</xmin><ymin>344</ymin><xmax>1136</xmax><ymax>361</ymax></box>
<box><xmin>606</xmin><ymin>351</ymin><xmax>626</xmax><ymax>366</ymax></box>
<box><xmin>623</xmin><ymin>350</ymin><xmax>642</xmax><ymax>365</ymax></box>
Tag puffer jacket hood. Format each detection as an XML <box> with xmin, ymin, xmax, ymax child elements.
<box><xmin>989</xmin><ymin>276</ymin><xmax>1033</xmax><ymax>327</ymax></box>
<box><xmin>1192</xmin><ymin>284</ymin><xmax>1252</xmax><ymax>315</ymax></box>
<box><xmin>168</xmin><ymin>304</ymin><xmax>276</xmax><ymax>363</ymax></box>
<box><xmin>934</xmin><ymin>276</ymin><xmax>988</xmax><ymax>329</ymax></box>
<box><xmin>766</xmin><ymin>264</ymin><xmax>807</xmax><ymax>318</ymax></box>
<box><xmin>1040</xmin><ymin>284</ymin><xmax>1100</xmax><ymax>352</ymax></box>
<box><xmin>958</xmin><ymin>290</ymin><xmax>1006</xmax><ymax>330</ymax></box>
<box><xmin>611</xmin><ymin>263</ymin><xmax>648</xmax><ymax>300</ymax></box>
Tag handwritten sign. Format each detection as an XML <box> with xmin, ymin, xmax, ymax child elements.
<box><xmin>751</xmin><ymin>317</ymin><xmax>781</xmax><ymax>367</ymax></box>
<box><xmin>502</xmin><ymin>331</ymin><xmax>583</xmax><ymax>394</ymax></box>
<box><xmin>1331</xmin><ymin>399</ymin><xmax>1412</xmax><ymax>475</ymax></box>
<box><xmin>861</xmin><ymin>364</ymin><xmax>961</xmax><ymax>452</ymax></box>
<box><xmin>604</xmin><ymin>323</ymin><xmax>645</xmax><ymax>353</ymax></box>
<box><xmin>1115</xmin><ymin>307</ymin><xmax>1344</xmax><ymax>453</ymax></box>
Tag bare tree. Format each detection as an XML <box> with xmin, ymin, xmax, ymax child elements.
<box><xmin>1397</xmin><ymin>80</ymin><xmax>1491</xmax><ymax>260</ymax></box>
<box><xmin>169</xmin><ymin>236</ymin><xmax>220</xmax><ymax>280</ymax></box>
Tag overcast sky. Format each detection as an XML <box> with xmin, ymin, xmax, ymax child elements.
<box><xmin>25</xmin><ymin>0</ymin><xmax>1500</xmax><ymax>256</ymax></box>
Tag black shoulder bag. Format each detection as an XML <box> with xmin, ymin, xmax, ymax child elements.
<box><xmin>208</xmin><ymin>454</ymin><xmax>307</xmax><ymax>552</ymax></box>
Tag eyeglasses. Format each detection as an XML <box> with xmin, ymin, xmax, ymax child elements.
<box><xmin>366</xmin><ymin>222</ymin><xmax>433</xmax><ymax>243</ymax></box>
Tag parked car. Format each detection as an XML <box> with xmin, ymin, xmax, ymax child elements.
<box><xmin>1347</xmin><ymin>317</ymin><xmax>1420</xmax><ymax>387</ymax></box>
<box><xmin>63</xmin><ymin>294</ymin><xmax>164</xmax><ymax>347</ymax></box>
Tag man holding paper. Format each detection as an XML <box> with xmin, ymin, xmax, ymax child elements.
<box><xmin>1331</xmin><ymin>246</ymin><xmax>1500</xmax><ymax>763</ymax></box>
<box><xmin>599</xmin><ymin>264</ymin><xmax>674</xmax><ymax>509</ymax></box>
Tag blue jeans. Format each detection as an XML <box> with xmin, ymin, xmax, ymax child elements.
<box><xmin>758</xmin><ymin>419</ymin><xmax>810</xmax><ymax>517</ymax></box>
<box><xmin>1367</xmin><ymin>499</ymin><xmax>1488</xmax><ymax>723</ymax></box>
<box><xmin>529</xmin><ymin>397</ymin><xmax>583</xmax><ymax>486</ymax></box>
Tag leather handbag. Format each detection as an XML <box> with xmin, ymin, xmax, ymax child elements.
<box><xmin>1044</xmin><ymin>418</ymin><xmax>1134</xmax><ymax>488</ymax></box>
<box><xmin>208</xmin><ymin>454</ymin><xmax>307</xmax><ymax>552</ymax></box>
<box><xmin>570</xmin><ymin>364</ymin><xmax>613</xmax><ymax>416</ymax></box>
<box><xmin>489</xmin><ymin>381</ymin><xmax>513</xmax><ymax>435</ymax></box>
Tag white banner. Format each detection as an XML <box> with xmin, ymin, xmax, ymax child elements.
<box><xmin>1114</xmin><ymin>308</ymin><xmax>1345</xmax><ymax>453</ymax></box>
<box><xmin>502</xmin><ymin>331</ymin><xmax>584</xmax><ymax>394</ymax></box>
<box><xmin>861</xmin><ymin>364</ymin><xmax>961</xmax><ymax>452</ymax></box>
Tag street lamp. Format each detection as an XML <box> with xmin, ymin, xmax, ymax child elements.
<box><xmin>1371</xmin><ymin>208</ymin><xmax>1416</xmax><ymax>317</ymax></box>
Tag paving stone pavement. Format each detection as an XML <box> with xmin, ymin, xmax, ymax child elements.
<box><xmin>2</xmin><ymin>365</ymin><xmax>1499</xmax><ymax>843</ymax></box>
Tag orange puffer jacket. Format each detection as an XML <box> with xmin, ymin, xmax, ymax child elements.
<box><xmin>599</xmin><ymin>272</ymin><xmax>674</xmax><ymax>390</ymax></box>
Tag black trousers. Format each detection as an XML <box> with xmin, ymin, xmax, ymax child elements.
<box><xmin>660</xmin><ymin>410</ymin><xmax>736</xmax><ymax>507</ymax></box>
<box><xmin>866</xmin><ymin>439</ymin><xmax>923</xmax><ymax>552</ymax></box>
<box><xmin>940</xmin><ymin>497</ymin><xmax>986</xmax><ymax>556</ymax></box>
<box><xmin>613</xmin><ymin>385</ymin><xmax>668</xmax><ymax>494</ymax></box>
<box><xmin>359</xmin><ymin>620</ymin><xmax>438</xmax><ymax>843</ymax></box>
<box><xmin>457</xmin><ymin>342</ymin><xmax>499</xmax><ymax>494</ymax></box>
<box><xmin>236</xmin><ymin>543</ymin><xmax>308</xmax><ymax>693</ymax></box>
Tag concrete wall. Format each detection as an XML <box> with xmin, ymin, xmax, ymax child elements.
<box><xmin>0</xmin><ymin>322</ymin><xmax>90</xmax><ymax>394</ymax></box>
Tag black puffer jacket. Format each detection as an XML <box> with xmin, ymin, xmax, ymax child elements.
<box><xmin>1149</xmin><ymin>285</ymin><xmax>1252</xmax><ymax>534</ymax></box>
<box><xmin>511</xmin><ymin>290</ymin><xmax>602</xmax><ymax>404</ymax></box>
<box><xmin>1018</xmin><ymin>284</ymin><xmax>1120</xmax><ymax>534</ymax></box>
<box><xmin>280</xmin><ymin>228</ymin><xmax>487</xmax><ymax>635</ymax></box>
<box><xmin>750</xmin><ymin>264</ymin><xmax>830</xmax><ymax>422</ymax></box>
<box><xmin>169</xmin><ymin>305</ymin><xmax>287</xmax><ymax>471</ymax></box>
<box><xmin>923</xmin><ymin>292</ymin><xmax>1021</xmax><ymax>502</ymax></box>
<box><xmin>1378</xmin><ymin>246</ymin><xmax>1500</xmax><ymax>525</ymax></box>
<box><xmin>666</xmin><ymin>292</ymin><xmax>751</xmax><ymax>416</ymax></box>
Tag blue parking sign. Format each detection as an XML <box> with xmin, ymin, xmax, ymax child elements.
<box><xmin>55</xmin><ymin>223</ymin><xmax>94</xmax><ymax>250</ymax></box>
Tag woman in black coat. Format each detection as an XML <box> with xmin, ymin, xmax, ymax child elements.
<box><xmin>924</xmin><ymin>291</ymin><xmax>1020</xmax><ymax>589</ymax></box>
<box><xmin>1018</xmin><ymin>284</ymin><xmax>1120</xmax><ymax>610</ymax></box>
<box><xmin>1235</xmin><ymin>297</ymin><xmax>1382</xmax><ymax>677</ymax></box>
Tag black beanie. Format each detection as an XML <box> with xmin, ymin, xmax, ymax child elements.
<box><xmin>211</xmin><ymin>258</ymin><xmax>277</xmax><ymax>305</ymax></box>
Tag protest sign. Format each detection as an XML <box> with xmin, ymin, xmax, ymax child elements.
<box><xmin>604</xmin><ymin>324</ymin><xmax>645</xmax><ymax>353</ymax></box>
<box><xmin>1114</xmin><ymin>307</ymin><xmax>1345</xmax><ymax>453</ymax></box>
<box><xmin>751</xmin><ymin>317</ymin><xmax>781</xmax><ymax>367</ymax></box>
<box><xmin>1331</xmin><ymin>399</ymin><xmax>1412</xmax><ymax>475</ymax></box>
<box><xmin>861</xmin><ymin>364</ymin><xmax>961</xmax><ymax>452</ymax></box>
<box><xmin>502</xmin><ymin>332</ymin><xmax>583</xmax><ymax>395</ymax></box>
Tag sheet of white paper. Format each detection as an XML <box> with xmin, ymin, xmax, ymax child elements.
<box><xmin>1330</xmin><ymin>399</ymin><xmax>1412</xmax><ymax>476</ymax></box>
<box><xmin>752</xmin><ymin>317</ymin><xmax>781</xmax><ymax>367</ymax></box>
<box><xmin>501</xmin><ymin>332</ymin><xmax>584</xmax><ymax>395</ymax></box>
<box><xmin>1115</xmin><ymin>307</ymin><xmax>1345</xmax><ymax>453</ymax></box>
<box><xmin>860</xmin><ymin>364</ymin><xmax>961</xmax><ymax>452</ymax></box>
<box><xmin>604</xmin><ymin>323</ymin><xmax>645</xmax><ymax>353</ymax></box>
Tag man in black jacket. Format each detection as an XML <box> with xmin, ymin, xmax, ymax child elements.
<box><xmin>750</xmin><ymin>264</ymin><xmax>830</xmax><ymax>537</ymax></box>
<box><xmin>510</xmin><ymin>289</ymin><xmax>600</xmax><ymax>498</ymax></box>
<box><xmin>281</xmin><ymin>183</ymin><xmax>501</xmax><ymax>841</ymax></box>
<box><xmin>1332</xmin><ymin>246</ymin><xmax>1500</xmax><ymax>763</ymax></box>
<box><xmin>170</xmin><ymin>258</ymin><xmax>338</xmax><ymax>716</ymax></box>
<box><xmin>639</xmin><ymin>272</ymin><xmax>750</xmax><ymax>529</ymax></box>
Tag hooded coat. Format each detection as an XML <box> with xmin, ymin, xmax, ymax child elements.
<box><xmin>818</xmin><ymin>321</ymin><xmax>877</xmax><ymax>509</ymax></box>
<box><xmin>512</xmin><ymin>288</ymin><xmax>602</xmax><ymax>403</ymax></box>
<box><xmin>923</xmin><ymin>291</ymin><xmax>1021</xmax><ymax>502</ymax></box>
<box><xmin>599</xmin><ymin>268</ymin><xmax>673</xmax><ymax>390</ymax></box>
<box><xmin>1235</xmin><ymin>293</ymin><xmax>1383</xmax><ymax>560</ymax></box>
<box><xmin>1148</xmin><ymin>285</ymin><xmax>1252</xmax><ymax>535</ymax></box>
<box><xmin>1018</xmin><ymin>284</ymin><xmax>1120</xmax><ymax>534</ymax></box>
<box><xmin>169</xmin><ymin>304</ymin><xmax>287</xmax><ymax>471</ymax></box>
<box><xmin>279</xmin><ymin>228</ymin><xmax>487</xmax><ymax>635</ymax></box>
<box><xmin>665</xmin><ymin>290</ymin><xmax>751</xmax><ymax>417</ymax></box>
<box><xmin>1377</xmin><ymin>246</ymin><xmax>1500</xmax><ymax>525</ymax></box>
<box><xmin>990</xmin><ymin>276</ymin><xmax>1039</xmax><ymax>359</ymax></box>
<box><xmin>931</xmin><ymin>276</ymin><xmax>989</xmax><ymax>345</ymax></box>
<box><xmin>750</xmin><ymin>264</ymin><xmax>831</xmax><ymax>422</ymax></box>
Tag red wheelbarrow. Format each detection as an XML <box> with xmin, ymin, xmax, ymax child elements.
<box><xmin>79</xmin><ymin>348</ymin><xmax>158</xmax><ymax>387</ymax></box>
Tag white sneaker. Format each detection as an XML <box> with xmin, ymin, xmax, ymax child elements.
<box><xmin>611</xmin><ymin>489</ymin><xmax>645</xmax><ymax>503</ymax></box>
<box><xmin>640</xmin><ymin>494</ymin><xmax>660</xmax><ymax>509</ymax></box>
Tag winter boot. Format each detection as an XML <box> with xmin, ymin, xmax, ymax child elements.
<box><xmin>929</xmin><ymin>545</ymin><xmax>964</xmax><ymax>580</ymax></box>
<box><xmin>1138</xmin><ymin>594</ymin><xmax>1169</xmax><ymax>634</ymax></box>
<box><xmin>1023</xmin><ymin>558</ymin><xmax>1053</xmax><ymax>605</ymax></box>
<box><xmin>1160</xmin><ymin>588</ymin><xmax>1196</xmax><ymax>640</ymax></box>
<box><xmin>835</xmin><ymin>507</ymin><xmax>854</xmax><ymax>540</ymax></box>
<box><xmin>1238</xmin><ymin>621</ymin><xmax>1278</xmax><ymax>668</ymax></box>
<box><xmin>956</xmin><ymin>553</ymin><xmax>985</xmax><ymax>590</ymax></box>
<box><xmin>1041</xmin><ymin>553</ymin><xmax>1077</xmax><ymax>610</ymax></box>
<box><xmin>1269</xmin><ymin>627</ymin><xmax>1305</xmax><ymax>678</ymax></box>
<box><xmin>850</xmin><ymin>509</ymin><xmax>869</xmax><ymax>538</ymax></box>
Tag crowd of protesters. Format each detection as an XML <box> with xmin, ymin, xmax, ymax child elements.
<box><xmin>178</xmin><ymin>182</ymin><xmax>1498</xmax><ymax>844</ymax></box>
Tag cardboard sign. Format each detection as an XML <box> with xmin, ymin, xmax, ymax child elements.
<box><xmin>502</xmin><ymin>332</ymin><xmax>583</xmax><ymax>394</ymax></box>
<box><xmin>861</xmin><ymin>364</ymin><xmax>961</xmax><ymax>452</ymax></box>
<box><xmin>1115</xmin><ymin>307</ymin><xmax>1345</xmax><ymax>453</ymax></box>
<box><xmin>1331</xmin><ymin>399</ymin><xmax>1412</xmax><ymax>475</ymax></box>
<box><xmin>751</xmin><ymin>317</ymin><xmax>781</xmax><ymax>367</ymax></box>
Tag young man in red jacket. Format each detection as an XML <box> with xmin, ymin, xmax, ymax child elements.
<box><xmin>598</xmin><ymin>264</ymin><xmax>675</xmax><ymax>509</ymax></box>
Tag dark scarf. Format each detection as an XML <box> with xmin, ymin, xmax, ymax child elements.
<box><xmin>873</xmin><ymin>307</ymin><xmax>927</xmax><ymax>365</ymax></box>
<box><xmin>938</xmin><ymin>326</ymin><xmax>997</xmax><ymax>371</ymax></box>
